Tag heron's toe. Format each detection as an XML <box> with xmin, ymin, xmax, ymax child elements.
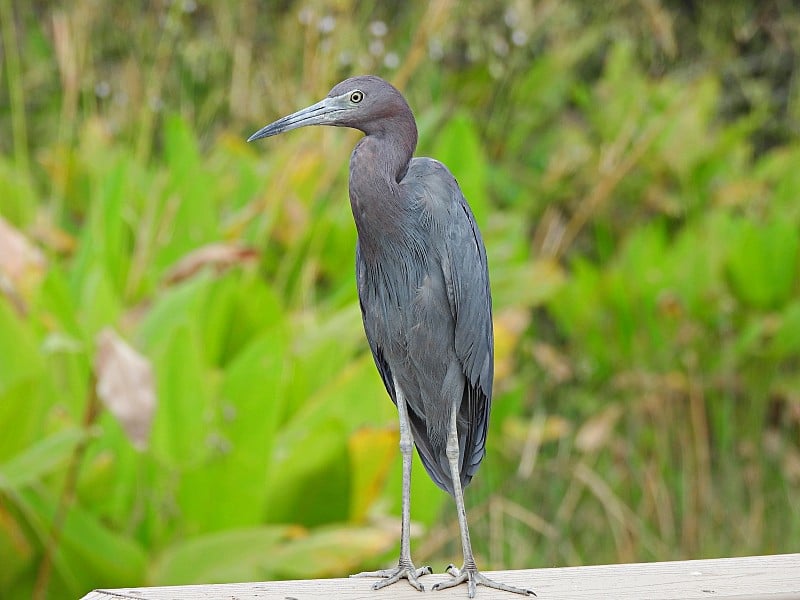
<box><xmin>352</xmin><ymin>561</ymin><xmax>430</xmax><ymax>593</ymax></box>
<box><xmin>432</xmin><ymin>564</ymin><xmax>536</xmax><ymax>598</ymax></box>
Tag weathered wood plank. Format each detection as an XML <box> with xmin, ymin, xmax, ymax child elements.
<box><xmin>80</xmin><ymin>553</ymin><xmax>800</xmax><ymax>600</ymax></box>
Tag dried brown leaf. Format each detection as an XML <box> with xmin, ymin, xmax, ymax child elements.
<box><xmin>0</xmin><ymin>216</ymin><xmax>47</xmax><ymax>284</ymax></box>
<box><xmin>94</xmin><ymin>328</ymin><xmax>157</xmax><ymax>450</ymax></box>
<box><xmin>532</xmin><ymin>342</ymin><xmax>573</xmax><ymax>383</ymax></box>
<box><xmin>163</xmin><ymin>243</ymin><xmax>259</xmax><ymax>285</ymax></box>
<box><xmin>0</xmin><ymin>216</ymin><xmax>47</xmax><ymax>316</ymax></box>
<box><xmin>575</xmin><ymin>403</ymin><xmax>623</xmax><ymax>454</ymax></box>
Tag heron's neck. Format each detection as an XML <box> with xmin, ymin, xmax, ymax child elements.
<box><xmin>348</xmin><ymin>120</ymin><xmax>417</xmax><ymax>253</ymax></box>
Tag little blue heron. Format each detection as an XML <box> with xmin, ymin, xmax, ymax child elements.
<box><xmin>248</xmin><ymin>75</ymin><xmax>535</xmax><ymax>598</ymax></box>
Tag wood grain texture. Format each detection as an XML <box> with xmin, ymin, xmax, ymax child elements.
<box><xmin>80</xmin><ymin>553</ymin><xmax>800</xmax><ymax>600</ymax></box>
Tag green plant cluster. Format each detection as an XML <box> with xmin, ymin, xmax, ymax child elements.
<box><xmin>1</xmin><ymin>1</ymin><xmax>799</xmax><ymax>598</ymax></box>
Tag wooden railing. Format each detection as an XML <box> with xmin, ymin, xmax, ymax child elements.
<box><xmin>80</xmin><ymin>553</ymin><xmax>800</xmax><ymax>599</ymax></box>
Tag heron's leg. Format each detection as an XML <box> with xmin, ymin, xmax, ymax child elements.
<box><xmin>431</xmin><ymin>402</ymin><xmax>536</xmax><ymax>598</ymax></box>
<box><xmin>350</xmin><ymin>381</ymin><xmax>431</xmax><ymax>591</ymax></box>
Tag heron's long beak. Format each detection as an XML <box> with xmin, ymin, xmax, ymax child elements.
<box><xmin>247</xmin><ymin>96</ymin><xmax>346</xmax><ymax>142</ymax></box>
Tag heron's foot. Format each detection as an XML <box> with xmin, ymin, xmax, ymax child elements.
<box><xmin>350</xmin><ymin>562</ymin><xmax>432</xmax><ymax>592</ymax></box>
<box><xmin>432</xmin><ymin>563</ymin><xmax>536</xmax><ymax>598</ymax></box>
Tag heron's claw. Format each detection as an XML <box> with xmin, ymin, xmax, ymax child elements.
<box><xmin>351</xmin><ymin>563</ymin><xmax>432</xmax><ymax>592</ymax></box>
<box><xmin>432</xmin><ymin>564</ymin><xmax>536</xmax><ymax>598</ymax></box>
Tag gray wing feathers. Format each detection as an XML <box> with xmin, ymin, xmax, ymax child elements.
<box><xmin>356</xmin><ymin>158</ymin><xmax>493</xmax><ymax>496</ymax></box>
<box><xmin>447</xmin><ymin>186</ymin><xmax>493</xmax><ymax>485</ymax></box>
<box><xmin>408</xmin><ymin>158</ymin><xmax>493</xmax><ymax>492</ymax></box>
<box><xmin>357</xmin><ymin>244</ymin><xmax>397</xmax><ymax>406</ymax></box>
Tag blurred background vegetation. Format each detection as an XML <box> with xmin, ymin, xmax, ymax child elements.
<box><xmin>1</xmin><ymin>0</ymin><xmax>800</xmax><ymax>598</ymax></box>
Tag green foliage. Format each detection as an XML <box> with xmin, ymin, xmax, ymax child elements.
<box><xmin>726</xmin><ymin>217</ymin><xmax>799</xmax><ymax>310</ymax></box>
<box><xmin>1</xmin><ymin>1</ymin><xmax>800</xmax><ymax>599</ymax></box>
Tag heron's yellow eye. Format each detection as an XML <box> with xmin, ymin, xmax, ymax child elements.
<box><xmin>350</xmin><ymin>90</ymin><xmax>364</xmax><ymax>103</ymax></box>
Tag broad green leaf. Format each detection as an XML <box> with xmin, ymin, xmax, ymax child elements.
<box><xmin>177</xmin><ymin>327</ymin><xmax>290</xmax><ymax>531</ymax></box>
<box><xmin>204</xmin><ymin>272</ymin><xmax>285</xmax><ymax>366</ymax></box>
<box><xmin>290</xmin><ymin>356</ymin><xmax>446</xmax><ymax>527</ymax></box>
<box><xmin>0</xmin><ymin>380</ymin><xmax>52</xmax><ymax>464</ymax></box>
<box><xmin>285</xmin><ymin>306</ymin><xmax>364</xmax><ymax>420</ymax></box>
<box><xmin>149</xmin><ymin>323</ymin><xmax>213</xmax><ymax>468</ymax></box>
<box><xmin>37</xmin><ymin>263</ymin><xmax>84</xmax><ymax>339</ymax></box>
<box><xmin>75</xmin><ymin>265</ymin><xmax>124</xmax><ymax>338</ymax></box>
<box><xmin>770</xmin><ymin>302</ymin><xmax>800</xmax><ymax>358</ymax></box>
<box><xmin>267</xmin><ymin>525</ymin><xmax>397</xmax><ymax>579</ymax></box>
<box><xmin>0</xmin><ymin>298</ymin><xmax>44</xmax><ymax>394</ymax></box>
<box><xmin>74</xmin><ymin>426</ymin><xmax>142</xmax><ymax>530</ymax></box>
<box><xmin>264</xmin><ymin>420</ymin><xmax>351</xmax><ymax>526</ymax></box>
<box><xmin>137</xmin><ymin>273</ymin><xmax>214</xmax><ymax>351</ymax></box>
<box><xmin>433</xmin><ymin>112</ymin><xmax>488</xmax><ymax>224</ymax></box>
<box><xmin>726</xmin><ymin>218</ymin><xmax>799</xmax><ymax>310</ymax></box>
<box><xmin>0</xmin><ymin>427</ymin><xmax>86</xmax><ymax>491</ymax></box>
<box><xmin>69</xmin><ymin>158</ymin><xmax>131</xmax><ymax>307</ymax></box>
<box><xmin>491</xmin><ymin>258</ymin><xmax>565</xmax><ymax>309</ymax></box>
<box><xmin>23</xmin><ymin>488</ymin><xmax>148</xmax><ymax>593</ymax></box>
<box><xmin>0</xmin><ymin>487</ymin><xmax>81</xmax><ymax>598</ymax></box>
<box><xmin>291</xmin><ymin>355</ymin><xmax>397</xmax><ymax>431</ymax></box>
<box><xmin>0</xmin><ymin>301</ymin><xmax>52</xmax><ymax>462</ymax></box>
<box><xmin>150</xmin><ymin>525</ymin><xmax>302</xmax><ymax>585</ymax></box>
<box><xmin>384</xmin><ymin>449</ymin><xmax>447</xmax><ymax>529</ymax></box>
<box><xmin>154</xmin><ymin>116</ymin><xmax>218</xmax><ymax>269</ymax></box>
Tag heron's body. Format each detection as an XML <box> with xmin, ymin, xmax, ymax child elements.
<box><xmin>354</xmin><ymin>155</ymin><xmax>492</xmax><ymax>495</ymax></box>
<box><xmin>248</xmin><ymin>75</ymin><xmax>534</xmax><ymax>598</ymax></box>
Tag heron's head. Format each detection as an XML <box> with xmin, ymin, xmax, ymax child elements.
<box><xmin>247</xmin><ymin>75</ymin><xmax>414</xmax><ymax>141</ymax></box>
